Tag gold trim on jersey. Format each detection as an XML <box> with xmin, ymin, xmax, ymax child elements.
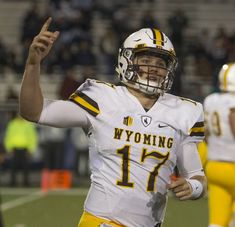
<box><xmin>78</xmin><ymin>211</ymin><xmax>126</xmax><ymax>227</ymax></box>
<box><xmin>189</xmin><ymin>121</ymin><xmax>204</xmax><ymax>137</ymax></box>
<box><xmin>96</xmin><ymin>80</ymin><xmax>116</xmax><ymax>88</ymax></box>
<box><xmin>69</xmin><ymin>91</ymin><xmax>100</xmax><ymax>117</ymax></box>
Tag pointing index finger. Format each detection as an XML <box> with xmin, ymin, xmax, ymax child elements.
<box><xmin>39</xmin><ymin>17</ymin><xmax>52</xmax><ymax>35</ymax></box>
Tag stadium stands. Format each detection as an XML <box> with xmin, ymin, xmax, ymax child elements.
<box><xmin>0</xmin><ymin>0</ymin><xmax>234</xmax><ymax>101</ymax></box>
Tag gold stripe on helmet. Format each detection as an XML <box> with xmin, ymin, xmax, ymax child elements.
<box><xmin>153</xmin><ymin>29</ymin><xmax>163</xmax><ymax>47</ymax></box>
<box><xmin>223</xmin><ymin>64</ymin><xmax>232</xmax><ymax>90</ymax></box>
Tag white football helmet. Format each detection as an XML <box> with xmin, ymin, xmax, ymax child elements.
<box><xmin>116</xmin><ymin>28</ymin><xmax>178</xmax><ymax>95</ymax></box>
<box><xmin>219</xmin><ymin>63</ymin><xmax>235</xmax><ymax>92</ymax></box>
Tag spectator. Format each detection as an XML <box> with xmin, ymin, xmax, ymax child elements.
<box><xmin>58</xmin><ymin>67</ymin><xmax>80</xmax><ymax>100</ymax></box>
<box><xmin>99</xmin><ymin>27</ymin><xmax>119</xmax><ymax>75</ymax></box>
<box><xmin>7</xmin><ymin>46</ymin><xmax>23</xmax><ymax>75</ymax></box>
<box><xmin>20</xmin><ymin>2</ymin><xmax>43</xmax><ymax>44</ymax></box>
<box><xmin>140</xmin><ymin>10</ymin><xmax>160</xmax><ymax>29</ymax></box>
<box><xmin>0</xmin><ymin>37</ymin><xmax>8</xmax><ymax>75</ymax></box>
<box><xmin>209</xmin><ymin>27</ymin><xmax>229</xmax><ymax>91</ymax></box>
<box><xmin>39</xmin><ymin>126</ymin><xmax>65</xmax><ymax>170</ymax></box>
<box><xmin>71</xmin><ymin>127</ymin><xmax>89</xmax><ymax>176</ymax></box>
<box><xmin>72</xmin><ymin>40</ymin><xmax>96</xmax><ymax>66</ymax></box>
<box><xmin>168</xmin><ymin>9</ymin><xmax>188</xmax><ymax>55</ymax></box>
<box><xmin>5</xmin><ymin>86</ymin><xmax>18</xmax><ymax>103</ymax></box>
<box><xmin>227</xmin><ymin>31</ymin><xmax>235</xmax><ymax>62</ymax></box>
<box><xmin>191</xmin><ymin>28</ymin><xmax>213</xmax><ymax>82</ymax></box>
<box><xmin>4</xmin><ymin>113</ymin><xmax>38</xmax><ymax>187</ymax></box>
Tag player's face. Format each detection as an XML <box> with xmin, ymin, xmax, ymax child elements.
<box><xmin>133</xmin><ymin>54</ymin><xmax>167</xmax><ymax>82</ymax></box>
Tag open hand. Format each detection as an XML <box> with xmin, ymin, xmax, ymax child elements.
<box><xmin>27</xmin><ymin>17</ymin><xmax>59</xmax><ymax>65</ymax></box>
<box><xmin>167</xmin><ymin>175</ymin><xmax>192</xmax><ymax>201</ymax></box>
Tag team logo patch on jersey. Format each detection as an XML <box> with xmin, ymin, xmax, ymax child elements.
<box><xmin>123</xmin><ymin>116</ymin><xmax>133</xmax><ymax>126</ymax></box>
<box><xmin>141</xmin><ymin>116</ymin><xmax>152</xmax><ymax>127</ymax></box>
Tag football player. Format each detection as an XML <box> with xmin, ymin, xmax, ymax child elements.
<box><xmin>19</xmin><ymin>18</ymin><xmax>207</xmax><ymax>227</ymax></box>
<box><xmin>204</xmin><ymin>63</ymin><xmax>235</xmax><ymax>227</ymax></box>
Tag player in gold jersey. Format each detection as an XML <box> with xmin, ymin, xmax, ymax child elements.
<box><xmin>19</xmin><ymin>18</ymin><xmax>207</xmax><ymax>227</ymax></box>
<box><xmin>204</xmin><ymin>63</ymin><xmax>235</xmax><ymax>227</ymax></box>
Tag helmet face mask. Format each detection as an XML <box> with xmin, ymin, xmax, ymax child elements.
<box><xmin>116</xmin><ymin>28</ymin><xmax>178</xmax><ymax>95</ymax></box>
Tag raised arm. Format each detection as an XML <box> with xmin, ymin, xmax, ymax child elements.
<box><xmin>19</xmin><ymin>18</ymin><xmax>59</xmax><ymax>122</ymax></box>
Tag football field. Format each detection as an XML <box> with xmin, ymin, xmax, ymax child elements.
<box><xmin>1</xmin><ymin>187</ymin><xmax>208</xmax><ymax>227</ymax></box>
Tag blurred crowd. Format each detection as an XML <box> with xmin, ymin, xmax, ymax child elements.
<box><xmin>0</xmin><ymin>0</ymin><xmax>235</xmax><ymax>91</ymax></box>
<box><xmin>1</xmin><ymin>0</ymin><xmax>235</xmax><ymax>186</ymax></box>
<box><xmin>0</xmin><ymin>1</ymin><xmax>235</xmax><ymax>95</ymax></box>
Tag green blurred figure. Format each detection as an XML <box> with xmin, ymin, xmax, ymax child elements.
<box><xmin>4</xmin><ymin>113</ymin><xmax>38</xmax><ymax>187</ymax></box>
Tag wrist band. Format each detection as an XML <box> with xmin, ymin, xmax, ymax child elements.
<box><xmin>186</xmin><ymin>179</ymin><xmax>203</xmax><ymax>199</ymax></box>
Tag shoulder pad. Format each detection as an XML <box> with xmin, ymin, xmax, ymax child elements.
<box><xmin>161</xmin><ymin>94</ymin><xmax>204</xmax><ymax>138</ymax></box>
<box><xmin>68</xmin><ymin>79</ymin><xmax>116</xmax><ymax>117</ymax></box>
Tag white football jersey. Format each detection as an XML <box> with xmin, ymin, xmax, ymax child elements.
<box><xmin>204</xmin><ymin>92</ymin><xmax>235</xmax><ymax>162</ymax></box>
<box><xmin>39</xmin><ymin>79</ymin><xmax>204</xmax><ymax>227</ymax></box>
